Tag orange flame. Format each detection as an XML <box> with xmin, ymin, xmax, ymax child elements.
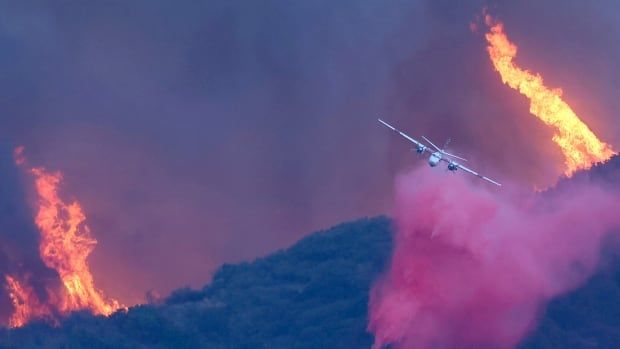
<box><xmin>4</xmin><ymin>150</ymin><xmax>122</xmax><ymax>327</ymax></box>
<box><xmin>5</xmin><ymin>275</ymin><xmax>54</xmax><ymax>328</ymax></box>
<box><xmin>31</xmin><ymin>167</ymin><xmax>121</xmax><ymax>316</ymax></box>
<box><xmin>484</xmin><ymin>15</ymin><xmax>616</xmax><ymax>176</ymax></box>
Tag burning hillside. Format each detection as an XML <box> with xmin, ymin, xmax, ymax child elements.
<box><xmin>3</xmin><ymin>147</ymin><xmax>121</xmax><ymax>328</ymax></box>
<box><xmin>368</xmin><ymin>14</ymin><xmax>620</xmax><ymax>349</ymax></box>
<box><xmin>484</xmin><ymin>15</ymin><xmax>616</xmax><ymax>176</ymax></box>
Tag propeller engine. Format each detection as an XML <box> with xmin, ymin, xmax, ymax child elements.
<box><xmin>377</xmin><ymin>118</ymin><xmax>502</xmax><ymax>186</ymax></box>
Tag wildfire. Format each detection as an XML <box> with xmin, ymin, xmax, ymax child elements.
<box><xmin>5</xmin><ymin>151</ymin><xmax>121</xmax><ymax>328</ymax></box>
<box><xmin>484</xmin><ymin>15</ymin><xmax>616</xmax><ymax>176</ymax></box>
<box><xmin>31</xmin><ymin>167</ymin><xmax>120</xmax><ymax>316</ymax></box>
<box><xmin>5</xmin><ymin>275</ymin><xmax>53</xmax><ymax>328</ymax></box>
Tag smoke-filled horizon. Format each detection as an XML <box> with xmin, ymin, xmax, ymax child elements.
<box><xmin>1</xmin><ymin>0</ymin><xmax>620</xmax><ymax>304</ymax></box>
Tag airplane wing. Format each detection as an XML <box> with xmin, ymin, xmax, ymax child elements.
<box><xmin>378</xmin><ymin>119</ymin><xmax>430</xmax><ymax>152</ymax></box>
<box><xmin>447</xmin><ymin>160</ymin><xmax>502</xmax><ymax>186</ymax></box>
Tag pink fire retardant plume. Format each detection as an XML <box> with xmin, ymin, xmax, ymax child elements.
<box><xmin>368</xmin><ymin>167</ymin><xmax>620</xmax><ymax>349</ymax></box>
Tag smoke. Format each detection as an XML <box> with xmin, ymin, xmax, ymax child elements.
<box><xmin>0</xmin><ymin>145</ymin><xmax>61</xmax><ymax>324</ymax></box>
<box><xmin>0</xmin><ymin>0</ymin><xmax>425</xmax><ymax>303</ymax></box>
<box><xmin>368</xmin><ymin>163</ymin><xmax>620</xmax><ymax>349</ymax></box>
<box><xmin>0</xmin><ymin>0</ymin><xmax>619</xmax><ymax>303</ymax></box>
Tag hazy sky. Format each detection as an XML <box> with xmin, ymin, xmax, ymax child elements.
<box><xmin>0</xmin><ymin>0</ymin><xmax>619</xmax><ymax>303</ymax></box>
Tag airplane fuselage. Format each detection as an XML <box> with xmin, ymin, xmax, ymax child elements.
<box><xmin>428</xmin><ymin>152</ymin><xmax>442</xmax><ymax>167</ymax></box>
<box><xmin>378</xmin><ymin>118</ymin><xmax>501</xmax><ymax>186</ymax></box>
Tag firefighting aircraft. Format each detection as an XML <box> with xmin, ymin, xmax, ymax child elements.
<box><xmin>379</xmin><ymin>118</ymin><xmax>501</xmax><ymax>186</ymax></box>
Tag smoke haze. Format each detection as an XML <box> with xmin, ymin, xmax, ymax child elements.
<box><xmin>0</xmin><ymin>0</ymin><xmax>619</xmax><ymax>303</ymax></box>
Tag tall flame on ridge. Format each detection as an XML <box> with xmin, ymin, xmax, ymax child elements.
<box><xmin>31</xmin><ymin>167</ymin><xmax>120</xmax><ymax>316</ymax></box>
<box><xmin>484</xmin><ymin>15</ymin><xmax>616</xmax><ymax>176</ymax></box>
<box><xmin>5</xmin><ymin>147</ymin><xmax>121</xmax><ymax>327</ymax></box>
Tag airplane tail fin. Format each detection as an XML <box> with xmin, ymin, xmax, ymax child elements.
<box><xmin>423</xmin><ymin>136</ymin><xmax>467</xmax><ymax>161</ymax></box>
<box><xmin>422</xmin><ymin>136</ymin><xmax>441</xmax><ymax>152</ymax></box>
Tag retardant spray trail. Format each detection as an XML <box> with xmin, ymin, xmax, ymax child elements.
<box><xmin>368</xmin><ymin>168</ymin><xmax>620</xmax><ymax>349</ymax></box>
<box><xmin>484</xmin><ymin>15</ymin><xmax>615</xmax><ymax>176</ymax></box>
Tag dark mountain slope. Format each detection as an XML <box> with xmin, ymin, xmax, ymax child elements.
<box><xmin>1</xmin><ymin>215</ymin><xmax>620</xmax><ymax>348</ymax></box>
<box><xmin>520</xmin><ymin>253</ymin><xmax>620</xmax><ymax>349</ymax></box>
<box><xmin>0</xmin><ymin>217</ymin><xmax>393</xmax><ymax>349</ymax></box>
<box><xmin>3</xmin><ymin>157</ymin><xmax>620</xmax><ymax>348</ymax></box>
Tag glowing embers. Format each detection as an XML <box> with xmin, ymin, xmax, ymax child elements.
<box><xmin>484</xmin><ymin>15</ymin><xmax>616</xmax><ymax>176</ymax></box>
